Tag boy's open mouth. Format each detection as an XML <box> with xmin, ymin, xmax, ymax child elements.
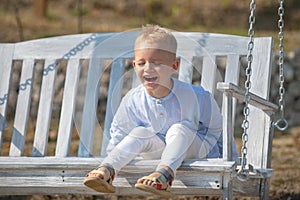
<box><xmin>144</xmin><ymin>76</ymin><xmax>157</xmax><ymax>82</ymax></box>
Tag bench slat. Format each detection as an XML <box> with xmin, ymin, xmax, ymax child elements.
<box><xmin>247</xmin><ymin>37</ymin><xmax>274</xmax><ymax>169</ymax></box>
<box><xmin>78</xmin><ymin>57</ymin><xmax>102</xmax><ymax>157</ymax></box>
<box><xmin>0</xmin><ymin>44</ymin><xmax>14</xmax><ymax>151</ymax></box>
<box><xmin>32</xmin><ymin>59</ymin><xmax>58</xmax><ymax>156</ymax></box>
<box><xmin>222</xmin><ymin>55</ymin><xmax>240</xmax><ymax>160</ymax></box>
<box><xmin>178</xmin><ymin>57</ymin><xmax>193</xmax><ymax>83</ymax></box>
<box><xmin>55</xmin><ymin>59</ymin><xmax>81</xmax><ymax>157</ymax></box>
<box><xmin>10</xmin><ymin>59</ymin><xmax>35</xmax><ymax>156</ymax></box>
<box><xmin>102</xmin><ymin>58</ymin><xmax>125</xmax><ymax>155</ymax></box>
<box><xmin>201</xmin><ymin>55</ymin><xmax>217</xmax><ymax>94</ymax></box>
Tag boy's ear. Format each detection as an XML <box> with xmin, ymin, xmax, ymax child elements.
<box><xmin>132</xmin><ymin>60</ymin><xmax>136</xmax><ymax>68</ymax></box>
<box><xmin>172</xmin><ymin>59</ymin><xmax>179</xmax><ymax>71</ymax></box>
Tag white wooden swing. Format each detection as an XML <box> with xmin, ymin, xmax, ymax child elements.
<box><xmin>0</xmin><ymin>1</ymin><xmax>287</xmax><ymax>199</ymax></box>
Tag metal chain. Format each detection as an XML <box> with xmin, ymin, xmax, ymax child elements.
<box><xmin>274</xmin><ymin>0</ymin><xmax>288</xmax><ymax>131</ymax></box>
<box><xmin>237</xmin><ymin>0</ymin><xmax>256</xmax><ymax>181</ymax></box>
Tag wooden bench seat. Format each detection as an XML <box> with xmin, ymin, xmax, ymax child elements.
<box><xmin>0</xmin><ymin>157</ymin><xmax>272</xmax><ymax>197</ymax></box>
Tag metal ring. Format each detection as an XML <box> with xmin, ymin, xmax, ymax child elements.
<box><xmin>237</xmin><ymin>169</ymin><xmax>250</xmax><ymax>182</ymax></box>
<box><xmin>273</xmin><ymin>118</ymin><xmax>288</xmax><ymax>131</ymax></box>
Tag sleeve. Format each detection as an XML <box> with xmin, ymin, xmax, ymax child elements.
<box><xmin>200</xmin><ymin>91</ymin><xmax>238</xmax><ymax>158</ymax></box>
<box><xmin>106</xmin><ymin>90</ymin><xmax>139</xmax><ymax>152</ymax></box>
<box><xmin>198</xmin><ymin>91</ymin><xmax>223</xmax><ymax>157</ymax></box>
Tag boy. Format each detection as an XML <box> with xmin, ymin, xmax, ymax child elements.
<box><xmin>84</xmin><ymin>24</ymin><xmax>229</xmax><ymax>197</ymax></box>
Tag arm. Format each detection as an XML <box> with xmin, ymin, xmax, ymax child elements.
<box><xmin>198</xmin><ymin>91</ymin><xmax>238</xmax><ymax>158</ymax></box>
<box><xmin>106</xmin><ymin>91</ymin><xmax>138</xmax><ymax>152</ymax></box>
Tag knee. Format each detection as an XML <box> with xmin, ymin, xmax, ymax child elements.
<box><xmin>128</xmin><ymin>126</ymin><xmax>156</xmax><ymax>139</ymax></box>
<box><xmin>166</xmin><ymin>123</ymin><xmax>196</xmax><ymax>141</ymax></box>
<box><xmin>168</xmin><ymin>123</ymin><xmax>194</xmax><ymax>135</ymax></box>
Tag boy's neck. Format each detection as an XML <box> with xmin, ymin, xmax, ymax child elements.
<box><xmin>146</xmin><ymin>78</ymin><xmax>174</xmax><ymax>99</ymax></box>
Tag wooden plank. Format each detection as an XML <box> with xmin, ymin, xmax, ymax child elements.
<box><xmin>217</xmin><ymin>82</ymin><xmax>278</xmax><ymax>112</ymax></box>
<box><xmin>13</xmin><ymin>33</ymin><xmax>137</xmax><ymax>60</ymax></box>
<box><xmin>247</xmin><ymin>37</ymin><xmax>274</xmax><ymax>169</ymax></box>
<box><xmin>9</xmin><ymin>59</ymin><xmax>35</xmax><ymax>156</ymax></box>
<box><xmin>224</xmin><ymin>54</ymin><xmax>240</xmax><ymax>117</ymax></box>
<box><xmin>101</xmin><ymin>58</ymin><xmax>125</xmax><ymax>155</ymax></box>
<box><xmin>178</xmin><ymin>57</ymin><xmax>193</xmax><ymax>83</ymax></box>
<box><xmin>222</xmin><ymin>92</ymin><xmax>233</xmax><ymax>161</ymax></box>
<box><xmin>0</xmin><ymin>44</ymin><xmax>14</xmax><ymax>152</ymax></box>
<box><xmin>13</xmin><ymin>34</ymin><xmax>103</xmax><ymax>59</ymax></box>
<box><xmin>32</xmin><ymin>59</ymin><xmax>58</xmax><ymax>156</ymax></box>
<box><xmin>222</xmin><ymin>55</ymin><xmax>241</xmax><ymax>161</ymax></box>
<box><xmin>55</xmin><ymin>59</ymin><xmax>81</xmax><ymax>157</ymax></box>
<box><xmin>0</xmin><ymin>157</ymin><xmax>235</xmax><ymax>172</ymax></box>
<box><xmin>224</xmin><ymin>55</ymin><xmax>240</xmax><ymax>83</ymax></box>
<box><xmin>201</xmin><ymin>55</ymin><xmax>217</xmax><ymax>94</ymax></box>
<box><xmin>131</xmin><ymin>69</ymin><xmax>139</xmax><ymax>88</ymax></box>
<box><xmin>11</xmin><ymin>32</ymin><xmax>257</xmax><ymax>60</ymax></box>
<box><xmin>78</xmin><ymin>57</ymin><xmax>102</xmax><ymax>157</ymax></box>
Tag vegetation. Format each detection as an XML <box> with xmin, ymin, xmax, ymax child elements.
<box><xmin>0</xmin><ymin>0</ymin><xmax>300</xmax><ymax>50</ymax></box>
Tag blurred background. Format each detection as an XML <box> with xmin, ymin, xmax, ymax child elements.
<box><xmin>0</xmin><ymin>0</ymin><xmax>300</xmax><ymax>199</ymax></box>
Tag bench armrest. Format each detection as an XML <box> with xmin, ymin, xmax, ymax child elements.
<box><xmin>217</xmin><ymin>82</ymin><xmax>278</xmax><ymax>113</ymax></box>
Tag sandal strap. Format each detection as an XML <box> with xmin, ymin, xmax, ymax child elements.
<box><xmin>88</xmin><ymin>169</ymin><xmax>110</xmax><ymax>182</ymax></box>
<box><xmin>156</xmin><ymin>168</ymin><xmax>173</xmax><ymax>183</ymax></box>
<box><xmin>98</xmin><ymin>164</ymin><xmax>115</xmax><ymax>181</ymax></box>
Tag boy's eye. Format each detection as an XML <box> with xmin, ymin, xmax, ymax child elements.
<box><xmin>136</xmin><ymin>61</ymin><xmax>145</xmax><ymax>66</ymax></box>
<box><xmin>135</xmin><ymin>61</ymin><xmax>162</xmax><ymax>67</ymax></box>
<box><xmin>152</xmin><ymin>61</ymin><xmax>162</xmax><ymax>66</ymax></box>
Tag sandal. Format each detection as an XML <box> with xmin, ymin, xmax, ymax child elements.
<box><xmin>83</xmin><ymin>165</ymin><xmax>116</xmax><ymax>193</ymax></box>
<box><xmin>135</xmin><ymin>168</ymin><xmax>174</xmax><ymax>197</ymax></box>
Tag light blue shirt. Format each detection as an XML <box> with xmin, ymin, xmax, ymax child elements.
<box><xmin>109</xmin><ymin>78</ymin><xmax>237</xmax><ymax>158</ymax></box>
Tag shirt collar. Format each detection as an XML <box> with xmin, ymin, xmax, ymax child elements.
<box><xmin>145</xmin><ymin>77</ymin><xmax>178</xmax><ymax>102</ymax></box>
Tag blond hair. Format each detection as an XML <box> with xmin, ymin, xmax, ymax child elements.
<box><xmin>134</xmin><ymin>24</ymin><xmax>177</xmax><ymax>54</ymax></box>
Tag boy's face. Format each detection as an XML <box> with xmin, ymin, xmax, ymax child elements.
<box><xmin>133</xmin><ymin>48</ymin><xmax>179</xmax><ymax>98</ymax></box>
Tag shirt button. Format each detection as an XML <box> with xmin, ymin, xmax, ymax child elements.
<box><xmin>157</xmin><ymin>100</ymin><xmax>161</xmax><ymax>104</ymax></box>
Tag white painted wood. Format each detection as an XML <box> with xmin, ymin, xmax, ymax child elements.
<box><xmin>0</xmin><ymin>32</ymin><xmax>275</xmax><ymax>198</ymax></box>
<box><xmin>222</xmin><ymin>92</ymin><xmax>233</xmax><ymax>161</ymax></box>
<box><xmin>78</xmin><ymin>57</ymin><xmax>102</xmax><ymax>157</ymax></box>
<box><xmin>178</xmin><ymin>57</ymin><xmax>193</xmax><ymax>83</ymax></box>
<box><xmin>223</xmin><ymin>173</ymin><xmax>233</xmax><ymax>200</ymax></box>
<box><xmin>223</xmin><ymin>55</ymin><xmax>240</xmax><ymax>157</ymax></box>
<box><xmin>101</xmin><ymin>58</ymin><xmax>125</xmax><ymax>155</ymax></box>
<box><xmin>9</xmin><ymin>59</ymin><xmax>35</xmax><ymax>156</ymax></box>
<box><xmin>0</xmin><ymin>44</ymin><xmax>14</xmax><ymax>152</ymax></box>
<box><xmin>201</xmin><ymin>55</ymin><xmax>217</xmax><ymax>94</ymax></box>
<box><xmin>0</xmin><ymin>157</ymin><xmax>270</xmax><ymax>196</ymax></box>
<box><xmin>217</xmin><ymin>82</ymin><xmax>278</xmax><ymax>112</ymax></box>
<box><xmin>55</xmin><ymin>59</ymin><xmax>81</xmax><ymax>157</ymax></box>
<box><xmin>32</xmin><ymin>59</ymin><xmax>58</xmax><ymax>156</ymax></box>
<box><xmin>131</xmin><ymin>70</ymin><xmax>140</xmax><ymax>88</ymax></box>
<box><xmin>247</xmin><ymin>37</ymin><xmax>274</xmax><ymax>169</ymax></box>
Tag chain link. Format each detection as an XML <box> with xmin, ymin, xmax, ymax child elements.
<box><xmin>237</xmin><ymin>0</ymin><xmax>256</xmax><ymax>181</ymax></box>
<box><xmin>274</xmin><ymin>0</ymin><xmax>288</xmax><ymax>131</ymax></box>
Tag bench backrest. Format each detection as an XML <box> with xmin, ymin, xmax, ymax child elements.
<box><xmin>0</xmin><ymin>32</ymin><xmax>273</xmax><ymax>169</ymax></box>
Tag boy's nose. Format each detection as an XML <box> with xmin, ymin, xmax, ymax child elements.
<box><xmin>144</xmin><ymin>62</ymin><xmax>153</xmax><ymax>71</ymax></box>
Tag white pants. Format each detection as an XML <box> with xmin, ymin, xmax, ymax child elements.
<box><xmin>102</xmin><ymin>124</ymin><xmax>207</xmax><ymax>176</ymax></box>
